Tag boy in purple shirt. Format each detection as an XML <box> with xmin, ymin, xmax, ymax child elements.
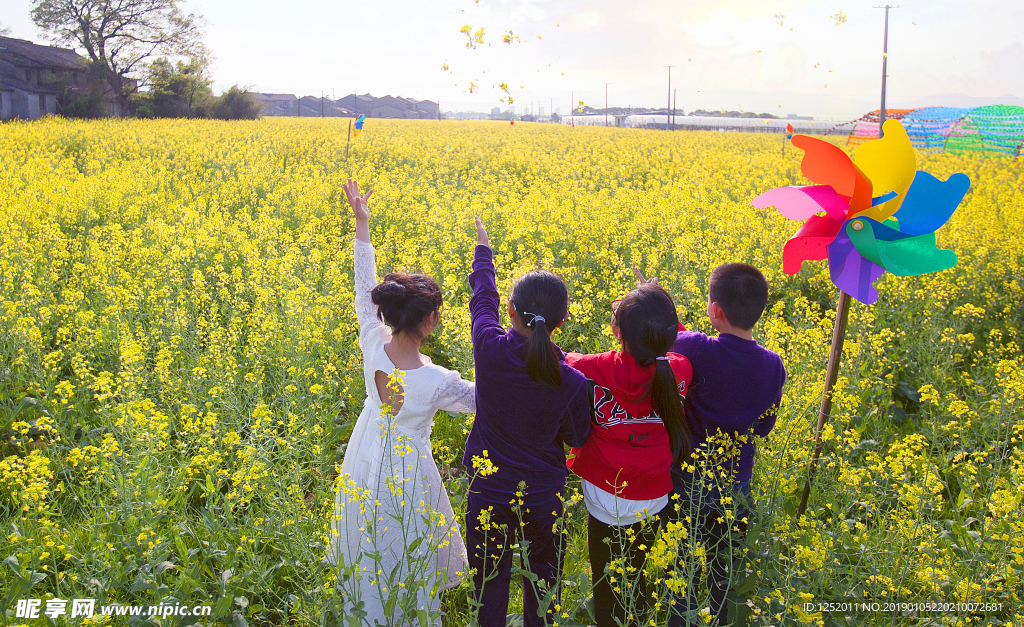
<box><xmin>666</xmin><ymin>262</ymin><xmax>786</xmax><ymax>627</ymax></box>
<box><xmin>463</xmin><ymin>218</ymin><xmax>592</xmax><ymax>627</ymax></box>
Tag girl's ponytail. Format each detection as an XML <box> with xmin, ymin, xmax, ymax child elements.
<box><xmin>510</xmin><ymin>270</ymin><xmax>569</xmax><ymax>388</ymax></box>
<box><xmin>650</xmin><ymin>356</ymin><xmax>692</xmax><ymax>464</ymax></box>
<box><xmin>524</xmin><ymin>311</ymin><xmax>561</xmax><ymax>388</ymax></box>
<box><xmin>616</xmin><ymin>284</ymin><xmax>694</xmax><ymax>464</ymax></box>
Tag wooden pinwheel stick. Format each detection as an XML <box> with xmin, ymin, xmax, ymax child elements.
<box><xmin>345</xmin><ymin>119</ymin><xmax>353</xmax><ymax>160</ymax></box>
<box><xmin>798</xmin><ymin>290</ymin><xmax>852</xmax><ymax>517</ymax></box>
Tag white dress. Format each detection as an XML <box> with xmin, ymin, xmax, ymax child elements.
<box><xmin>329</xmin><ymin>238</ymin><xmax>475</xmax><ymax>626</ymax></box>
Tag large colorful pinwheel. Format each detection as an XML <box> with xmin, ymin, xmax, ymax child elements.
<box><xmin>752</xmin><ymin>119</ymin><xmax>971</xmax><ymax>304</ymax></box>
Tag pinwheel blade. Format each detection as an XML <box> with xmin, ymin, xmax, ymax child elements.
<box><xmin>853</xmin><ymin>119</ymin><xmax>917</xmax><ymax>222</ymax></box>
<box><xmin>893</xmin><ymin>171</ymin><xmax>971</xmax><ymax>236</ymax></box>
<box><xmin>828</xmin><ymin>230</ymin><xmax>886</xmax><ymax>304</ymax></box>
<box><xmin>792</xmin><ymin>135</ymin><xmax>873</xmax><ymax>215</ymax></box>
<box><xmin>846</xmin><ymin>217</ymin><xmax>958</xmax><ymax>276</ymax></box>
<box><xmin>782</xmin><ymin>214</ymin><xmax>842</xmax><ymax>274</ymax></box>
<box><xmin>752</xmin><ymin>185</ymin><xmax>849</xmax><ymax>222</ymax></box>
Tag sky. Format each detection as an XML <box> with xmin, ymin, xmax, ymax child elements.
<box><xmin>2</xmin><ymin>0</ymin><xmax>1022</xmax><ymax>119</ymax></box>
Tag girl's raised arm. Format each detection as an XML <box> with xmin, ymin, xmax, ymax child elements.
<box><xmin>345</xmin><ymin>179</ymin><xmax>382</xmax><ymax>339</ymax></box>
<box><xmin>468</xmin><ymin>217</ymin><xmax>502</xmax><ymax>345</ymax></box>
<box><xmin>345</xmin><ymin>178</ymin><xmax>373</xmax><ymax>244</ymax></box>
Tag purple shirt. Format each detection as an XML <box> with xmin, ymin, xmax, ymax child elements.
<box><xmin>672</xmin><ymin>330</ymin><xmax>786</xmax><ymax>483</ymax></box>
<box><xmin>462</xmin><ymin>245</ymin><xmax>591</xmax><ymax>492</ymax></box>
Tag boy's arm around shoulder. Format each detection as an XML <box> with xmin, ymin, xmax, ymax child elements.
<box><xmin>753</xmin><ymin>351</ymin><xmax>787</xmax><ymax>437</ymax></box>
<box><xmin>671</xmin><ymin>327</ymin><xmax>710</xmax><ymax>358</ymax></box>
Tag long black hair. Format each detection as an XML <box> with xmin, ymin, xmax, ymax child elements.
<box><xmin>510</xmin><ymin>270</ymin><xmax>569</xmax><ymax>388</ymax></box>
<box><xmin>370</xmin><ymin>272</ymin><xmax>443</xmax><ymax>339</ymax></box>
<box><xmin>615</xmin><ymin>283</ymin><xmax>693</xmax><ymax>464</ymax></box>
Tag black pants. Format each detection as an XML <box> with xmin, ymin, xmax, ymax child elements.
<box><xmin>588</xmin><ymin>511</ymin><xmax>662</xmax><ymax>627</ymax></box>
<box><xmin>665</xmin><ymin>468</ymin><xmax>752</xmax><ymax>627</ymax></box>
<box><xmin>467</xmin><ymin>482</ymin><xmax>564</xmax><ymax>627</ymax></box>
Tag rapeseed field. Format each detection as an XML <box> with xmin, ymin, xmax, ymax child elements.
<box><xmin>0</xmin><ymin>117</ymin><xmax>1021</xmax><ymax>626</ymax></box>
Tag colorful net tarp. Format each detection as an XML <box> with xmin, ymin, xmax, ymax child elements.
<box><xmin>945</xmin><ymin>105</ymin><xmax>1024</xmax><ymax>157</ymax></box>
<box><xmin>902</xmin><ymin>107</ymin><xmax>973</xmax><ymax>152</ymax></box>
<box><xmin>847</xmin><ymin>109</ymin><xmax>917</xmax><ymax>147</ymax></box>
<box><xmin>847</xmin><ymin>105</ymin><xmax>1024</xmax><ymax>157</ymax></box>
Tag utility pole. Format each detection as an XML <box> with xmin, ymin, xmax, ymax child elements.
<box><xmin>571</xmin><ymin>91</ymin><xmax>574</xmax><ymax>126</ymax></box>
<box><xmin>874</xmin><ymin>5</ymin><xmax>898</xmax><ymax>138</ymax></box>
<box><xmin>673</xmin><ymin>88</ymin><xmax>677</xmax><ymax>130</ymax></box>
<box><xmin>665</xmin><ymin>65</ymin><xmax>675</xmax><ymax>131</ymax></box>
<box><xmin>604</xmin><ymin>83</ymin><xmax>609</xmax><ymax>127</ymax></box>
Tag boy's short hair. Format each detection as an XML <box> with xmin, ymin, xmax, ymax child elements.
<box><xmin>708</xmin><ymin>263</ymin><xmax>769</xmax><ymax>330</ymax></box>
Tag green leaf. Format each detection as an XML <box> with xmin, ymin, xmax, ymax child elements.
<box><xmin>416</xmin><ymin>609</ymin><xmax>431</xmax><ymax>627</ymax></box>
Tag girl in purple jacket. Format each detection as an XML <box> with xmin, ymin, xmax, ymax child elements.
<box><xmin>463</xmin><ymin>217</ymin><xmax>592</xmax><ymax>627</ymax></box>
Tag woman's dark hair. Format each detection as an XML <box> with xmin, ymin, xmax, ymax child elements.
<box><xmin>615</xmin><ymin>283</ymin><xmax>693</xmax><ymax>464</ymax></box>
<box><xmin>370</xmin><ymin>272</ymin><xmax>443</xmax><ymax>339</ymax></box>
<box><xmin>510</xmin><ymin>270</ymin><xmax>569</xmax><ymax>388</ymax></box>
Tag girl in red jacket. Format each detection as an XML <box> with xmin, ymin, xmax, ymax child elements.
<box><xmin>565</xmin><ymin>282</ymin><xmax>693</xmax><ymax>627</ymax></box>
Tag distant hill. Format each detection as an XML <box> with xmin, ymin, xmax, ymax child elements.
<box><xmin>897</xmin><ymin>93</ymin><xmax>1024</xmax><ymax>109</ymax></box>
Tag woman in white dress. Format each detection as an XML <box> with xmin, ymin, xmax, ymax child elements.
<box><xmin>329</xmin><ymin>179</ymin><xmax>476</xmax><ymax>626</ymax></box>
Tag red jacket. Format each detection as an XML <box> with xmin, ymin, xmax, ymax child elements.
<box><xmin>565</xmin><ymin>349</ymin><xmax>692</xmax><ymax>500</ymax></box>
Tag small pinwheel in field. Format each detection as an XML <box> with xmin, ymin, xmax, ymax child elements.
<box><xmin>753</xmin><ymin>119</ymin><xmax>971</xmax><ymax>304</ymax></box>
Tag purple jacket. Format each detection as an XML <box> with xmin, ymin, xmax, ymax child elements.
<box><xmin>462</xmin><ymin>245</ymin><xmax>591</xmax><ymax>492</ymax></box>
<box><xmin>672</xmin><ymin>330</ymin><xmax>786</xmax><ymax>483</ymax></box>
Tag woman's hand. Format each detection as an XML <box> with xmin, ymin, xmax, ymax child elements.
<box><xmin>344</xmin><ymin>179</ymin><xmax>373</xmax><ymax>243</ymax></box>
<box><xmin>475</xmin><ymin>216</ymin><xmax>490</xmax><ymax>248</ymax></box>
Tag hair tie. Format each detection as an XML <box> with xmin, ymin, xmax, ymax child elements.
<box><xmin>522</xmin><ymin>311</ymin><xmax>546</xmax><ymax>328</ymax></box>
<box><xmin>655</xmin><ymin>355</ymin><xmax>669</xmax><ymax>361</ymax></box>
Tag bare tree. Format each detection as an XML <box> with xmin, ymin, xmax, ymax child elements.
<box><xmin>31</xmin><ymin>0</ymin><xmax>205</xmax><ymax>110</ymax></box>
<box><xmin>0</xmin><ymin>21</ymin><xmax>12</xmax><ymax>36</ymax></box>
